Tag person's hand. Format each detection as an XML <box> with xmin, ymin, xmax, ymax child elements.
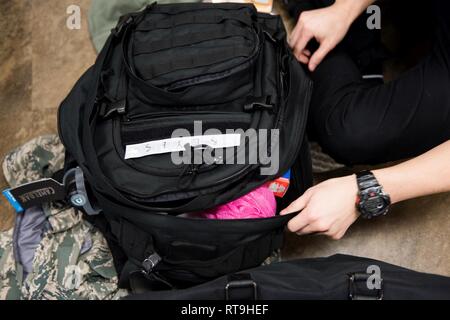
<box><xmin>288</xmin><ymin>1</ymin><xmax>355</xmax><ymax>71</ymax></box>
<box><xmin>280</xmin><ymin>175</ymin><xmax>360</xmax><ymax>240</ymax></box>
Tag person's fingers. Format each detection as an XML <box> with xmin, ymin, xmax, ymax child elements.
<box><xmin>308</xmin><ymin>40</ymin><xmax>334</xmax><ymax>71</ymax></box>
<box><xmin>294</xmin><ymin>52</ymin><xmax>310</xmax><ymax>64</ymax></box>
<box><xmin>296</xmin><ymin>225</ymin><xmax>314</xmax><ymax>235</ymax></box>
<box><xmin>293</xmin><ymin>49</ymin><xmax>311</xmax><ymax>64</ymax></box>
<box><xmin>294</xmin><ymin>49</ymin><xmax>311</xmax><ymax>64</ymax></box>
<box><xmin>286</xmin><ymin>209</ymin><xmax>311</xmax><ymax>232</ymax></box>
<box><xmin>296</xmin><ymin>221</ymin><xmax>329</xmax><ymax>236</ymax></box>
<box><xmin>280</xmin><ymin>191</ymin><xmax>311</xmax><ymax>215</ymax></box>
<box><xmin>292</xmin><ymin>32</ymin><xmax>313</xmax><ymax>64</ymax></box>
<box><xmin>296</xmin><ymin>32</ymin><xmax>312</xmax><ymax>54</ymax></box>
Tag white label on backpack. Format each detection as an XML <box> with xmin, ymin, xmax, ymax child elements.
<box><xmin>124</xmin><ymin>134</ymin><xmax>241</xmax><ymax>159</ymax></box>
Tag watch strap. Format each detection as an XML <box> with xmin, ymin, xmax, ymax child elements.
<box><xmin>356</xmin><ymin>170</ymin><xmax>380</xmax><ymax>191</ymax></box>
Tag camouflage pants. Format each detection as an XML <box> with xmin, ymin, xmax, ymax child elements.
<box><xmin>0</xmin><ymin>135</ymin><xmax>128</xmax><ymax>300</ymax></box>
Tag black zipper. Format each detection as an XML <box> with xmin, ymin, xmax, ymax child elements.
<box><xmin>123</xmin><ymin>110</ymin><xmax>247</xmax><ymax>123</ymax></box>
<box><xmin>167</xmin><ymin>53</ymin><xmax>258</xmax><ymax>91</ymax></box>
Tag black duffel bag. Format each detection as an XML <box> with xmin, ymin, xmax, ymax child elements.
<box><xmin>126</xmin><ymin>254</ymin><xmax>450</xmax><ymax>300</ymax></box>
<box><xmin>58</xmin><ymin>2</ymin><xmax>313</xmax><ymax>289</ymax></box>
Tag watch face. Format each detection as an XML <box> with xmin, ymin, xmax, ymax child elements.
<box><xmin>363</xmin><ymin>195</ymin><xmax>389</xmax><ymax>217</ymax></box>
<box><xmin>359</xmin><ymin>189</ymin><xmax>391</xmax><ymax>219</ymax></box>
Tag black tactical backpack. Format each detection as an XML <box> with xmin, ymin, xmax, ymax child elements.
<box><xmin>58</xmin><ymin>2</ymin><xmax>313</xmax><ymax>290</ymax></box>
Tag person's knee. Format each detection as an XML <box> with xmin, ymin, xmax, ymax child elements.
<box><xmin>312</xmin><ymin>109</ymin><xmax>393</xmax><ymax>165</ymax></box>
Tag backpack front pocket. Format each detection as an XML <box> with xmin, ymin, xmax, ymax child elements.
<box><xmin>93</xmin><ymin>112</ymin><xmax>260</xmax><ymax>199</ymax></box>
<box><xmin>122</xmin><ymin>5</ymin><xmax>262</xmax><ymax>106</ymax></box>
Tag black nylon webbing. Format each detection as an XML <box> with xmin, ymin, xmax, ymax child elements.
<box><xmin>151</xmin><ymin>228</ymin><xmax>284</xmax><ymax>280</ymax></box>
<box><xmin>148</xmin><ymin>4</ymin><xmax>254</xmax><ymax>16</ymax></box>
<box><xmin>136</xmin><ymin>12</ymin><xmax>253</xmax><ymax>31</ymax></box>
<box><xmin>133</xmin><ymin>24</ymin><xmax>254</xmax><ymax>56</ymax></box>
<box><xmin>142</xmin><ymin>46</ymin><xmax>252</xmax><ymax>80</ymax></box>
<box><xmin>111</xmin><ymin>219</ymin><xmax>155</xmax><ymax>266</ymax></box>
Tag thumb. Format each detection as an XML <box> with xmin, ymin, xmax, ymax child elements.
<box><xmin>280</xmin><ymin>191</ymin><xmax>311</xmax><ymax>215</ymax></box>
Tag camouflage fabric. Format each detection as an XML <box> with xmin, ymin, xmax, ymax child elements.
<box><xmin>0</xmin><ymin>228</ymin><xmax>20</xmax><ymax>299</ymax></box>
<box><xmin>0</xmin><ymin>135</ymin><xmax>128</xmax><ymax>300</ymax></box>
<box><xmin>2</xmin><ymin>135</ymin><xmax>65</xmax><ymax>188</ymax></box>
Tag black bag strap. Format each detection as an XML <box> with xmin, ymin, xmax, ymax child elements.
<box><xmin>110</xmin><ymin>219</ymin><xmax>156</xmax><ymax>267</ymax></box>
<box><xmin>128</xmin><ymin>268</ymin><xmax>174</xmax><ymax>293</ymax></box>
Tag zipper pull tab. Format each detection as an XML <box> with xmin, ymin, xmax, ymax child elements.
<box><xmin>244</xmin><ymin>96</ymin><xmax>274</xmax><ymax>112</ymax></box>
<box><xmin>99</xmin><ymin>99</ymin><xmax>126</xmax><ymax>119</ymax></box>
<box><xmin>178</xmin><ymin>163</ymin><xmax>200</xmax><ymax>190</ymax></box>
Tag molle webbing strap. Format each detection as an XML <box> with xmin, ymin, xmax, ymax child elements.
<box><xmin>133</xmin><ymin>24</ymin><xmax>254</xmax><ymax>56</ymax></box>
<box><xmin>110</xmin><ymin>219</ymin><xmax>155</xmax><ymax>267</ymax></box>
<box><xmin>141</xmin><ymin>46</ymin><xmax>252</xmax><ymax>80</ymax></box>
<box><xmin>149</xmin><ymin>4</ymin><xmax>254</xmax><ymax>16</ymax></box>
<box><xmin>136</xmin><ymin>12</ymin><xmax>253</xmax><ymax>31</ymax></box>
